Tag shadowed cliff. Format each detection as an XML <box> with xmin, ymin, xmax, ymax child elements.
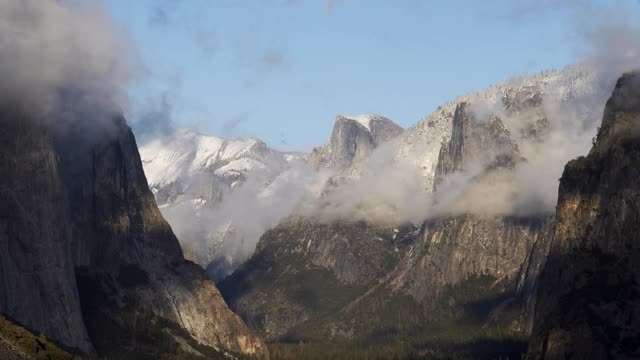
<box><xmin>528</xmin><ymin>72</ymin><xmax>640</xmax><ymax>359</ymax></box>
<box><xmin>0</xmin><ymin>104</ymin><xmax>267</xmax><ymax>359</ymax></box>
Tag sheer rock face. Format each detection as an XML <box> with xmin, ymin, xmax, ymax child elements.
<box><xmin>528</xmin><ymin>73</ymin><xmax>640</xmax><ymax>359</ymax></box>
<box><xmin>514</xmin><ymin>220</ymin><xmax>555</xmax><ymax>332</ymax></box>
<box><xmin>0</xmin><ymin>111</ymin><xmax>94</xmax><ymax>354</ymax></box>
<box><xmin>390</xmin><ymin>216</ymin><xmax>552</xmax><ymax>304</ymax></box>
<box><xmin>310</xmin><ymin>115</ymin><xmax>402</xmax><ymax>171</ymax></box>
<box><xmin>55</xmin><ymin>116</ymin><xmax>184</xmax><ymax>271</ymax></box>
<box><xmin>434</xmin><ymin>102</ymin><xmax>521</xmax><ymax>189</ymax></box>
<box><xmin>0</xmin><ymin>109</ymin><xmax>267</xmax><ymax>358</ymax></box>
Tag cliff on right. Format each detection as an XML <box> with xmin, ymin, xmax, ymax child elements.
<box><xmin>528</xmin><ymin>72</ymin><xmax>640</xmax><ymax>359</ymax></box>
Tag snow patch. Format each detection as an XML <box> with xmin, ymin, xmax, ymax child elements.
<box><xmin>338</xmin><ymin>114</ymin><xmax>386</xmax><ymax>131</ymax></box>
<box><xmin>139</xmin><ymin>129</ymin><xmax>287</xmax><ymax>189</ymax></box>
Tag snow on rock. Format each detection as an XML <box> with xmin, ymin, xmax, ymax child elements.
<box><xmin>394</xmin><ymin>65</ymin><xmax>599</xmax><ymax>192</ymax></box>
<box><xmin>139</xmin><ymin>129</ymin><xmax>311</xmax><ymax>281</ymax></box>
<box><xmin>140</xmin><ymin>129</ymin><xmax>288</xmax><ymax>197</ymax></box>
<box><xmin>338</xmin><ymin>114</ymin><xmax>378</xmax><ymax>131</ymax></box>
<box><xmin>139</xmin><ymin>65</ymin><xmax>603</xmax><ymax>280</ymax></box>
<box><xmin>310</xmin><ymin>114</ymin><xmax>403</xmax><ymax>172</ymax></box>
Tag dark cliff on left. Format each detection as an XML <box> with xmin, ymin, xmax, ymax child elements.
<box><xmin>0</xmin><ymin>102</ymin><xmax>267</xmax><ymax>359</ymax></box>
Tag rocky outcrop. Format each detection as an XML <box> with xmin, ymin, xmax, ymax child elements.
<box><xmin>434</xmin><ymin>102</ymin><xmax>520</xmax><ymax>187</ymax></box>
<box><xmin>0</xmin><ymin>106</ymin><xmax>267</xmax><ymax>358</ymax></box>
<box><xmin>310</xmin><ymin>114</ymin><xmax>402</xmax><ymax>171</ymax></box>
<box><xmin>528</xmin><ymin>73</ymin><xmax>640</xmax><ymax>359</ymax></box>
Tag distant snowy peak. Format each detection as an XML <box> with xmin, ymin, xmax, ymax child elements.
<box><xmin>140</xmin><ymin>129</ymin><xmax>292</xmax><ymax>203</ymax></box>
<box><xmin>336</xmin><ymin>114</ymin><xmax>403</xmax><ymax>141</ymax></box>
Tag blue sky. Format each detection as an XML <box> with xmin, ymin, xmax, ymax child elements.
<box><xmin>105</xmin><ymin>0</ymin><xmax>593</xmax><ymax>149</ymax></box>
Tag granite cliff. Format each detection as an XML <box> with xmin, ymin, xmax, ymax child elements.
<box><xmin>0</xmin><ymin>105</ymin><xmax>267</xmax><ymax>359</ymax></box>
<box><xmin>310</xmin><ymin>114</ymin><xmax>403</xmax><ymax>172</ymax></box>
<box><xmin>528</xmin><ymin>72</ymin><xmax>640</xmax><ymax>359</ymax></box>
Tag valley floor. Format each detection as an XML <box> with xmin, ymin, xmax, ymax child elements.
<box><xmin>267</xmin><ymin>338</ymin><xmax>528</xmax><ymax>360</ymax></box>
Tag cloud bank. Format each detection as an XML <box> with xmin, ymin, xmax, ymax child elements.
<box><xmin>0</xmin><ymin>0</ymin><xmax>136</xmax><ymax>118</ymax></box>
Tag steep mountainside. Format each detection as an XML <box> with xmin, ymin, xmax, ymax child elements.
<box><xmin>0</xmin><ymin>107</ymin><xmax>266</xmax><ymax>359</ymax></box>
<box><xmin>528</xmin><ymin>73</ymin><xmax>640</xmax><ymax>359</ymax></box>
<box><xmin>219</xmin><ymin>218</ymin><xmax>418</xmax><ymax>341</ymax></box>
<box><xmin>221</xmin><ymin>111</ymin><xmax>550</xmax><ymax>357</ymax></box>
<box><xmin>219</xmin><ymin>67</ymin><xmax>602</xmax><ymax>358</ymax></box>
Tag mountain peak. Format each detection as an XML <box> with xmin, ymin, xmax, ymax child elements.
<box><xmin>336</xmin><ymin>114</ymin><xmax>393</xmax><ymax>131</ymax></box>
<box><xmin>310</xmin><ymin>114</ymin><xmax>402</xmax><ymax>171</ymax></box>
<box><xmin>591</xmin><ymin>71</ymin><xmax>640</xmax><ymax>154</ymax></box>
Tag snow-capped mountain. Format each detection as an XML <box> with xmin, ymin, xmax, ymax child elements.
<box><xmin>141</xmin><ymin>66</ymin><xmax>608</xmax><ymax>283</ymax></box>
<box><xmin>303</xmin><ymin>65</ymin><xmax>608</xmax><ymax>224</ymax></box>
<box><xmin>140</xmin><ymin>129</ymin><xmax>311</xmax><ymax>281</ymax></box>
<box><xmin>141</xmin><ymin>129</ymin><xmax>301</xmax><ymax>205</ymax></box>
<box><xmin>218</xmin><ymin>66</ymin><xmax>620</xmax><ymax>353</ymax></box>
<box><xmin>393</xmin><ymin>66</ymin><xmax>601</xmax><ymax>193</ymax></box>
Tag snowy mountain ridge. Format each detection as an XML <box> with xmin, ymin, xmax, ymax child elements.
<box><xmin>139</xmin><ymin>129</ymin><xmax>314</xmax><ymax>281</ymax></box>
<box><xmin>393</xmin><ymin>65</ymin><xmax>599</xmax><ymax>192</ymax></box>
<box><xmin>140</xmin><ymin>65</ymin><xmax>606</xmax><ymax>280</ymax></box>
<box><xmin>142</xmin><ymin>129</ymin><xmax>285</xmax><ymax>189</ymax></box>
<box><xmin>336</xmin><ymin>114</ymin><xmax>388</xmax><ymax>131</ymax></box>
